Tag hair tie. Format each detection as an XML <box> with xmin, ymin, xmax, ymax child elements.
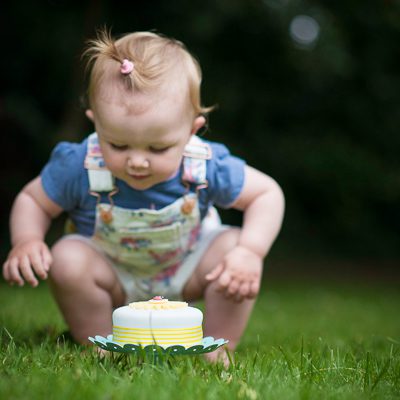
<box><xmin>120</xmin><ymin>59</ymin><xmax>134</xmax><ymax>75</ymax></box>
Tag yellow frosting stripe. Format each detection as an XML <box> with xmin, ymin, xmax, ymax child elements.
<box><xmin>113</xmin><ymin>336</ymin><xmax>202</xmax><ymax>345</ymax></box>
<box><xmin>112</xmin><ymin>331</ymin><xmax>202</xmax><ymax>338</ymax></box>
<box><xmin>113</xmin><ymin>332</ymin><xmax>202</xmax><ymax>340</ymax></box>
<box><xmin>113</xmin><ymin>327</ymin><xmax>202</xmax><ymax>339</ymax></box>
<box><xmin>113</xmin><ymin>335</ymin><xmax>202</xmax><ymax>343</ymax></box>
<box><xmin>113</xmin><ymin>325</ymin><xmax>202</xmax><ymax>333</ymax></box>
<box><xmin>112</xmin><ymin>324</ymin><xmax>203</xmax><ymax>348</ymax></box>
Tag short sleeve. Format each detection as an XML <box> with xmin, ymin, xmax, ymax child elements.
<box><xmin>206</xmin><ymin>142</ymin><xmax>246</xmax><ymax>208</ymax></box>
<box><xmin>40</xmin><ymin>140</ymin><xmax>87</xmax><ymax>211</ymax></box>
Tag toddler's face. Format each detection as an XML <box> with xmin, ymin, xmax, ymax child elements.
<box><xmin>90</xmin><ymin>92</ymin><xmax>204</xmax><ymax>191</ymax></box>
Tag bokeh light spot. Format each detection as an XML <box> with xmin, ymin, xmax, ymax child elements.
<box><xmin>289</xmin><ymin>15</ymin><xmax>320</xmax><ymax>48</ymax></box>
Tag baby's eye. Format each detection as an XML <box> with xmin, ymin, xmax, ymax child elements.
<box><xmin>150</xmin><ymin>146</ymin><xmax>170</xmax><ymax>153</ymax></box>
<box><xmin>110</xmin><ymin>143</ymin><xmax>128</xmax><ymax>151</ymax></box>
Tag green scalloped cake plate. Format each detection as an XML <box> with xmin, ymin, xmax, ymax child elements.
<box><xmin>89</xmin><ymin>335</ymin><xmax>228</xmax><ymax>355</ymax></box>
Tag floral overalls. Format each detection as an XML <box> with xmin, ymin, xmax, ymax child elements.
<box><xmin>84</xmin><ymin>133</ymin><xmax>212</xmax><ymax>294</ymax></box>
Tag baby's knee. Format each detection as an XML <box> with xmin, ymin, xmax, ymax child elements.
<box><xmin>50</xmin><ymin>239</ymin><xmax>92</xmax><ymax>284</ymax></box>
<box><xmin>217</xmin><ymin>227</ymin><xmax>241</xmax><ymax>253</ymax></box>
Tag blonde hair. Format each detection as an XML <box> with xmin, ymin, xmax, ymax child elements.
<box><xmin>83</xmin><ymin>28</ymin><xmax>213</xmax><ymax>116</ymax></box>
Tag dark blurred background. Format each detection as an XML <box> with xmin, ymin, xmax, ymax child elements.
<box><xmin>1</xmin><ymin>1</ymin><xmax>399</xmax><ymax>282</ymax></box>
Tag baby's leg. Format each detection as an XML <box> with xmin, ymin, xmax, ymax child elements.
<box><xmin>183</xmin><ymin>228</ymin><xmax>259</xmax><ymax>359</ymax></box>
<box><xmin>49</xmin><ymin>237</ymin><xmax>126</xmax><ymax>343</ymax></box>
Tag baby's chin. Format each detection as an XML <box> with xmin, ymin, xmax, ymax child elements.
<box><xmin>116</xmin><ymin>169</ymin><xmax>180</xmax><ymax>190</ymax></box>
<box><xmin>122</xmin><ymin>175</ymin><xmax>163</xmax><ymax>191</ymax></box>
<box><xmin>125</xmin><ymin>178</ymin><xmax>157</xmax><ymax>191</ymax></box>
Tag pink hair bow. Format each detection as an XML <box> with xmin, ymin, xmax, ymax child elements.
<box><xmin>120</xmin><ymin>59</ymin><xmax>134</xmax><ymax>75</ymax></box>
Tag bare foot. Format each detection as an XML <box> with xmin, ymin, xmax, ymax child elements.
<box><xmin>96</xmin><ymin>347</ymin><xmax>110</xmax><ymax>358</ymax></box>
<box><xmin>204</xmin><ymin>347</ymin><xmax>233</xmax><ymax>368</ymax></box>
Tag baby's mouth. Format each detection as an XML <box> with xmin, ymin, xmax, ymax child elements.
<box><xmin>129</xmin><ymin>173</ymin><xmax>150</xmax><ymax>180</ymax></box>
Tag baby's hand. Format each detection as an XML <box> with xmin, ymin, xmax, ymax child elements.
<box><xmin>2</xmin><ymin>239</ymin><xmax>52</xmax><ymax>287</ymax></box>
<box><xmin>205</xmin><ymin>245</ymin><xmax>262</xmax><ymax>302</ymax></box>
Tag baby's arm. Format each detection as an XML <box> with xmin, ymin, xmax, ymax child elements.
<box><xmin>206</xmin><ymin>165</ymin><xmax>285</xmax><ymax>301</ymax></box>
<box><xmin>3</xmin><ymin>176</ymin><xmax>63</xmax><ymax>287</ymax></box>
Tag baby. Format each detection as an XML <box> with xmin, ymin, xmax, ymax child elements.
<box><xmin>2</xmin><ymin>29</ymin><xmax>284</xmax><ymax>362</ymax></box>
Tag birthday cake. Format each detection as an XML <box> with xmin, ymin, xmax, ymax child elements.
<box><xmin>112</xmin><ymin>296</ymin><xmax>203</xmax><ymax>348</ymax></box>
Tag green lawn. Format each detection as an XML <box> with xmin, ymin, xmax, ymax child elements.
<box><xmin>1</xmin><ymin>280</ymin><xmax>399</xmax><ymax>399</ymax></box>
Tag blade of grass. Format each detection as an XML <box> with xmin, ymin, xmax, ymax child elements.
<box><xmin>277</xmin><ymin>345</ymin><xmax>294</xmax><ymax>378</ymax></box>
<box><xmin>363</xmin><ymin>351</ymin><xmax>370</xmax><ymax>391</ymax></box>
<box><xmin>300</xmin><ymin>337</ymin><xmax>304</xmax><ymax>380</ymax></box>
<box><xmin>371</xmin><ymin>358</ymin><xmax>391</xmax><ymax>391</ymax></box>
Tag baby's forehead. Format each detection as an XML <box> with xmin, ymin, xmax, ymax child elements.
<box><xmin>95</xmin><ymin>77</ymin><xmax>192</xmax><ymax>116</ymax></box>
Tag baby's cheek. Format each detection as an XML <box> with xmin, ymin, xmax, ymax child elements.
<box><xmin>104</xmin><ymin>154</ymin><xmax>123</xmax><ymax>172</ymax></box>
<box><xmin>155</xmin><ymin>158</ymin><xmax>178</xmax><ymax>175</ymax></box>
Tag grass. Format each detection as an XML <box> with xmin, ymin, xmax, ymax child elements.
<box><xmin>0</xmin><ymin>279</ymin><xmax>399</xmax><ymax>399</ymax></box>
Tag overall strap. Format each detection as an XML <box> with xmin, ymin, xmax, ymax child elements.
<box><xmin>182</xmin><ymin>135</ymin><xmax>212</xmax><ymax>187</ymax></box>
<box><xmin>84</xmin><ymin>133</ymin><xmax>114</xmax><ymax>192</ymax></box>
<box><xmin>84</xmin><ymin>133</ymin><xmax>212</xmax><ymax>192</ymax></box>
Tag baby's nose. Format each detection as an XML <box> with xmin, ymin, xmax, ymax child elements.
<box><xmin>127</xmin><ymin>152</ymin><xmax>149</xmax><ymax>169</ymax></box>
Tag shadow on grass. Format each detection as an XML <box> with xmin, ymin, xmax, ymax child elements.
<box><xmin>0</xmin><ymin>325</ymin><xmax>85</xmax><ymax>352</ymax></box>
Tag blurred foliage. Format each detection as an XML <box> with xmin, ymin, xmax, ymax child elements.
<box><xmin>1</xmin><ymin>0</ymin><xmax>400</xmax><ymax>262</ymax></box>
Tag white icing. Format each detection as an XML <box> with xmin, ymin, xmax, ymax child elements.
<box><xmin>113</xmin><ymin>306</ymin><xmax>202</xmax><ymax>329</ymax></box>
<box><xmin>112</xmin><ymin>304</ymin><xmax>203</xmax><ymax>347</ymax></box>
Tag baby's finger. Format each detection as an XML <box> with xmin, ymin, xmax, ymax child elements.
<box><xmin>20</xmin><ymin>255</ymin><xmax>38</xmax><ymax>287</ymax></box>
<box><xmin>239</xmin><ymin>281</ymin><xmax>251</xmax><ymax>298</ymax></box>
<box><xmin>217</xmin><ymin>270</ymin><xmax>231</xmax><ymax>292</ymax></box>
<box><xmin>2</xmin><ymin>260</ymin><xmax>11</xmax><ymax>282</ymax></box>
<box><xmin>30</xmin><ymin>252</ymin><xmax>48</xmax><ymax>280</ymax></box>
<box><xmin>40</xmin><ymin>245</ymin><xmax>53</xmax><ymax>271</ymax></box>
<box><xmin>227</xmin><ymin>279</ymin><xmax>240</xmax><ymax>296</ymax></box>
<box><xmin>205</xmin><ymin>263</ymin><xmax>224</xmax><ymax>281</ymax></box>
<box><xmin>8</xmin><ymin>257</ymin><xmax>25</xmax><ymax>286</ymax></box>
<box><xmin>249</xmin><ymin>280</ymin><xmax>260</xmax><ymax>298</ymax></box>
<box><xmin>234</xmin><ymin>292</ymin><xmax>244</xmax><ymax>303</ymax></box>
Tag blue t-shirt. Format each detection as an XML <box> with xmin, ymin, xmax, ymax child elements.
<box><xmin>41</xmin><ymin>134</ymin><xmax>246</xmax><ymax>236</ymax></box>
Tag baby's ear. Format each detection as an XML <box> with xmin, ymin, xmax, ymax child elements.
<box><xmin>85</xmin><ymin>109</ymin><xmax>94</xmax><ymax>122</ymax></box>
<box><xmin>191</xmin><ymin>115</ymin><xmax>206</xmax><ymax>135</ymax></box>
